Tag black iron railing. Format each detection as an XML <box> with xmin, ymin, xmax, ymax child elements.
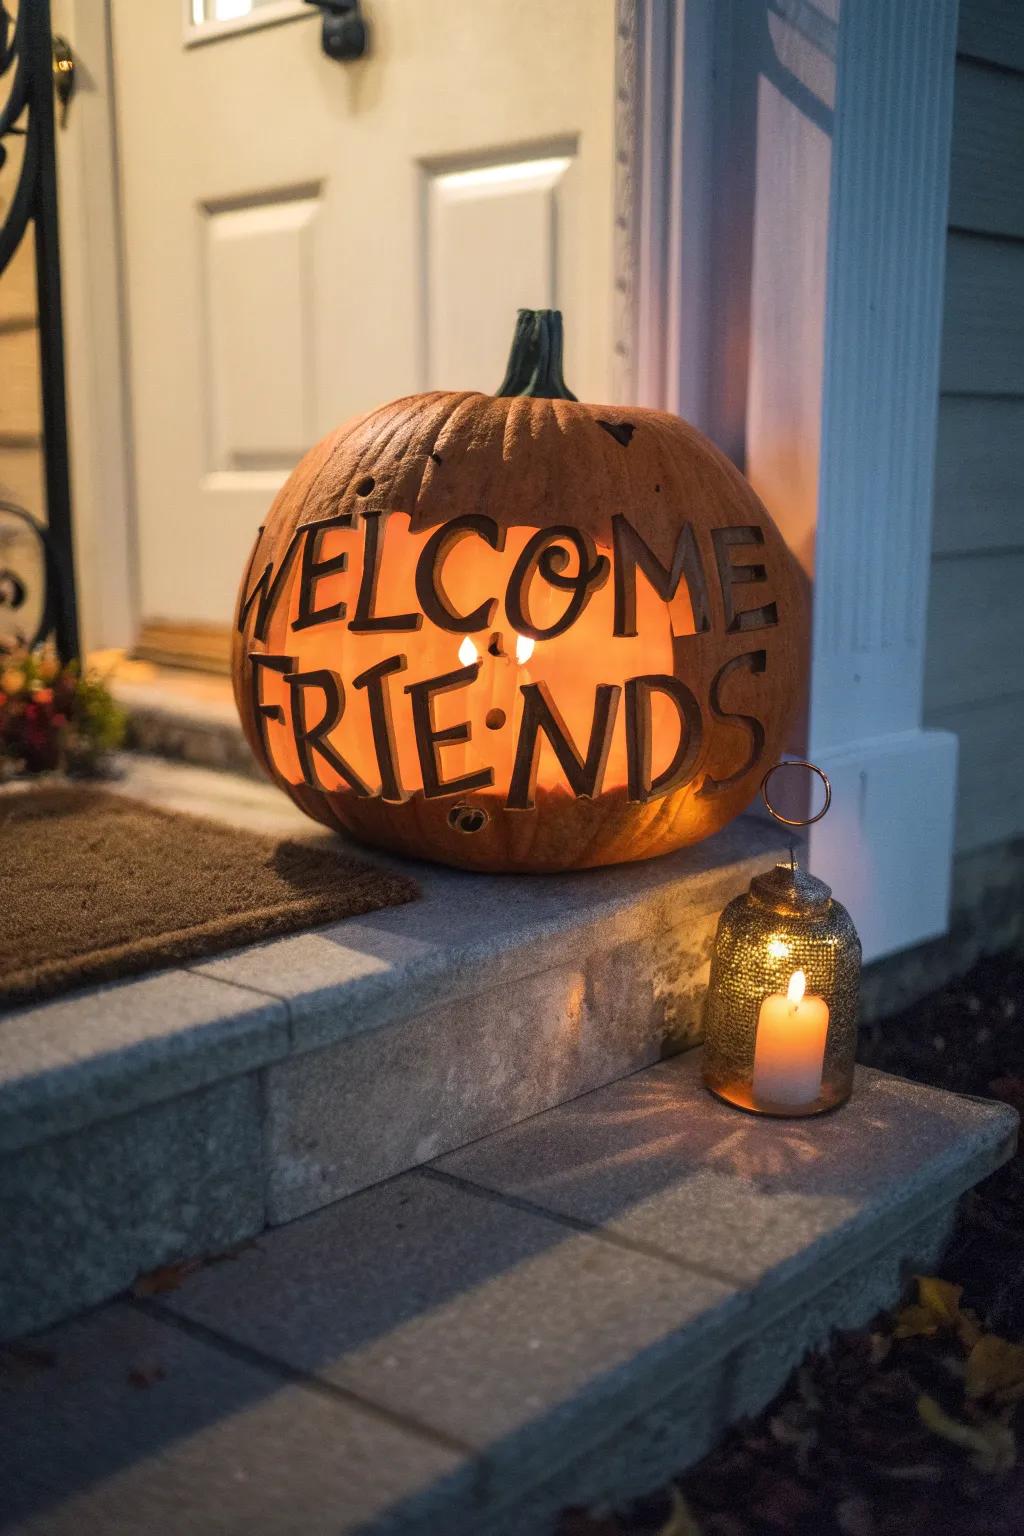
<box><xmin>0</xmin><ymin>0</ymin><xmax>78</xmax><ymax>662</ymax></box>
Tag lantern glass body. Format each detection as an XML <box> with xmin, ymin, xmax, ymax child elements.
<box><xmin>702</xmin><ymin>865</ymin><xmax>861</xmax><ymax>1116</ymax></box>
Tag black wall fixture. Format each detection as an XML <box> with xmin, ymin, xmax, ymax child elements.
<box><xmin>304</xmin><ymin>0</ymin><xmax>370</xmax><ymax>64</ymax></box>
<box><xmin>0</xmin><ymin>0</ymin><xmax>78</xmax><ymax>663</ymax></box>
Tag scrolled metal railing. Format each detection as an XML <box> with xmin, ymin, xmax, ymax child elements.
<box><xmin>0</xmin><ymin>0</ymin><xmax>79</xmax><ymax>662</ymax></box>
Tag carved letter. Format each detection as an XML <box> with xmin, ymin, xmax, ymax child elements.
<box><xmin>353</xmin><ymin>654</ymin><xmax>408</xmax><ymax>803</ymax></box>
<box><xmin>292</xmin><ymin>514</ymin><xmax>354</xmax><ymax>633</ymax></box>
<box><xmin>507</xmin><ymin>681</ymin><xmax>621</xmax><ymax>810</ymax></box>
<box><xmin>505</xmin><ymin>527</ymin><xmax>610</xmax><ymax>640</ymax></box>
<box><xmin>612</xmin><ymin>516</ymin><xmax>711</xmax><ymax>637</ymax></box>
<box><xmin>711</xmin><ymin>527</ymin><xmax>778</xmax><ymax>633</ymax></box>
<box><xmin>248</xmin><ymin>652</ymin><xmax>294</xmax><ymax>769</ymax></box>
<box><xmin>404</xmin><ymin>662</ymin><xmax>494</xmax><ymax>798</ymax></box>
<box><xmin>237</xmin><ymin>529</ymin><xmax>303</xmax><ymax>641</ymax></box>
<box><xmin>624</xmin><ymin>674</ymin><xmax>704</xmax><ymax>803</ymax></box>
<box><xmin>697</xmin><ymin>650</ymin><xmax>767</xmax><ymax>796</ymax></box>
<box><xmin>349</xmin><ymin>511</ymin><xmax>423</xmax><ymax>633</ymax></box>
<box><xmin>284</xmin><ymin>668</ymin><xmax>372</xmax><ymax>795</ymax></box>
<box><xmin>414</xmin><ymin>514</ymin><xmax>505</xmax><ymax>632</ymax></box>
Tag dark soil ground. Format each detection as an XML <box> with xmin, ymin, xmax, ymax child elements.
<box><xmin>559</xmin><ymin>951</ymin><xmax>1024</xmax><ymax>1536</ymax></box>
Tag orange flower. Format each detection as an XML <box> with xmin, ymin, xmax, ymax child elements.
<box><xmin>32</xmin><ymin>688</ymin><xmax>54</xmax><ymax>705</ymax></box>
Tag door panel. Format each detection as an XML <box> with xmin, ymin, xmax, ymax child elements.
<box><xmin>426</xmin><ymin>149</ymin><xmax>579</xmax><ymax>389</ymax></box>
<box><xmin>111</xmin><ymin>0</ymin><xmax>615</xmax><ymax>647</ymax></box>
<box><xmin>205</xmin><ymin>188</ymin><xmax>322</xmax><ymax>473</ymax></box>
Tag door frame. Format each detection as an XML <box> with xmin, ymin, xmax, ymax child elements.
<box><xmin>51</xmin><ymin>0</ymin><xmax>136</xmax><ymax>655</ymax></box>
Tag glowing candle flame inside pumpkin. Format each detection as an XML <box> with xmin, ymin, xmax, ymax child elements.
<box><xmin>458</xmin><ymin>634</ymin><xmax>535</xmax><ymax>779</ymax></box>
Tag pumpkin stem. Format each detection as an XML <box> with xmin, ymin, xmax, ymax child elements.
<box><xmin>494</xmin><ymin>309</ymin><xmax>578</xmax><ymax>401</ymax></box>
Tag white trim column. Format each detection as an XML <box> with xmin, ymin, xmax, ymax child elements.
<box><xmin>54</xmin><ymin>0</ymin><xmax>138</xmax><ymax>653</ymax></box>
<box><xmin>622</xmin><ymin>0</ymin><xmax>960</xmax><ymax>962</ymax></box>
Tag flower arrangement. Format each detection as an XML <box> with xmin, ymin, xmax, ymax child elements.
<box><xmin>0</xmin><ymin>647</ymin><xmax>126</xmax><ymax>777</ymax></box>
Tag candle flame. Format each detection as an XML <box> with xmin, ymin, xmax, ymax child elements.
<box><xmin>458</xmin><ymin>636</ymin><xmax>479</xmax><ymax>667</ymax></box>
<box><xmin>514</xmin><ymin>634</ymin><xmax>535</xmax><ymax>665</ymax></box>
<box><xmin>787</xmin><ymin>970</ymin><xmax>807</xmax><ymax>1006</ymax></box>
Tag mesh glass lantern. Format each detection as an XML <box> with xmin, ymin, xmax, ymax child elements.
<box><xmin>702</xmin><ymin>763</ymin><xmax>862</xmax><ymax>1116</ymax></box>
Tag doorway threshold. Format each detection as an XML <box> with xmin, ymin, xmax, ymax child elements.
<box><xmin>97</xmin><ymin>650</ymin><xmax>258</xmax><ymax>778</ymax></box>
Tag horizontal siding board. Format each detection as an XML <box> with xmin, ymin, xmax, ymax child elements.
<box><xmin>933</xmin><ymin>396</ymin><xmax>1024</xmax><ymax>553</ymax></box>
<box><xmin>925</xmin><ymin>551</ymin><xmax>1024</xmax><ymax>712</ymax></box>
<box><xmin>940</xmin><ymin>233</ymin><xmax>1024</xmax><ymax>395</ymax></box>
<box><xmin>949</xmin><ymin>61</ymin><xmax>1024</xmax><ymax>237</ymax></box>
<box><xmin>931</xmin><ymin>2</ymin><xmax>1024</xmax><ymax>860</ymax></box>
<box><xmin>958</xmin><ymin>0</ymin><xmax>1024</xmax><ymax>73</ymax></box>
<box><xmin>926</xmin><ymin>693</ymin><xmax>1024</xmax><ymax>852</ymax></box>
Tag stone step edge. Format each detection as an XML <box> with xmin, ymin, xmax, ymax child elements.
<box><xmin>137</xmin><ymin>1062</ymin><xmax>1017</xmax><ymax>1536</ymax></box>
<box><xmin>135</xmin><ymin>1198</ymin><xmax>954</xmax><ymax>1536</ymax></box>
<box><xmin>0</xmin><ymin>815</ymin><xmax>787</xmax><ymax>1159</ymax></box>
<box><xmin>428</xmin><ymin>1095</ymin><xmax>1014</xmax><ymax>1359</ymax></box>
<box><xmin>479</xmin><ymin>1202</ymin><xmax>959</xmax><ymax>1535</ymax></box>
<box><xmin>123</xmin><ymin>703</ymin><xmax>262</xmax><ymax>780</ymax></box>
<box><xmin>411</xmin><ymin>1079</ymin><xmax>1018</xmax><ymax>1528</ymax></box>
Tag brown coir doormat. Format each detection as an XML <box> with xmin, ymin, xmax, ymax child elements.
<box><xmin>0</xmin><ymin>787</ymin><xmax>417</xmax><ymax>1009</ymax></box>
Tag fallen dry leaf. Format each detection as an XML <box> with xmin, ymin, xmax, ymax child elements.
<box><xmin>956</xmin><ymin>1307</ymin><xmax>984</xmax><ymax>1352</ymax></box>
<box><xmin>654</xmin><ymin>1486</ymin><xmax>702</xmax><ymax>1536</ymax></box>
<box><xmin>917</xmin><ymin>1393</ymin><xmax>1016</xmax><ymax>1474</ymax></box>
<box><xmin>965</xmin><ymin>1333</ymin><xmax>1024</xmax><ymax>1406</ymax></box>
<box><xmin>894</xmin><ymin>1277</ymin><xmax>965</xmax><ymax>1340</ymax></box>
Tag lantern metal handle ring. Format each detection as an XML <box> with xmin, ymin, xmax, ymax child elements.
<box><xmin>760</xmin><ymin>760</ymin><xmax>832</xmax><ymax>828</ymax></box>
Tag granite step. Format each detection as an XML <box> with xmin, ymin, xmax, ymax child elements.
<box><xmin>2</xmin><ymin>1050</ymin><xmax>1015</xmax><ymax>1536</ymax></box>
<box><xmin>109</xmin><ymin>658</ymin><xmax>261</xmax><ymax>779</ymax></box>
<box><xmin>0</xmin><ymin>756</ymin><xmax>787</xmax><ymax>1342</ymax></box>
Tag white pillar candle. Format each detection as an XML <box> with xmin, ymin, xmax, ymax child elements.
<box><xmin>752</xmin><ymin>969</ymin><xmax>829</xmax><ymax>1108</ymax></box>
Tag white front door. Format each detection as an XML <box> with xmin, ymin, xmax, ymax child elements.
<box><xmin>110</xmin><ymin>0</ymin><xmax>616</xmax><ymax>665</ymax></box>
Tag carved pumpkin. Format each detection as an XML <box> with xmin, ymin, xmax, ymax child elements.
<box><xmin>233</xmin><ymin>310</ymin><xmax>806</xmax><ymax>872</ymax></box>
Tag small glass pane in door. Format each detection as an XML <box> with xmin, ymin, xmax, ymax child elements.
<box><xmin>187</xmin><ymin>0</ymin><xmax>307</xmax><ymax>41</ymax></box>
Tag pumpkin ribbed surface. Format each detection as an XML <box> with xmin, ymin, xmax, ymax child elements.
<box><xmin>233</xmin><ymin>312</ymin><xmax>806</xmax><ymax>872</ymax></box>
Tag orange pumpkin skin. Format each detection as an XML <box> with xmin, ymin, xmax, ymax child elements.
<box><xmin>233</xmin><ymin>314</ymin><xmax>806</xmax><ymax>873</ymax></box>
